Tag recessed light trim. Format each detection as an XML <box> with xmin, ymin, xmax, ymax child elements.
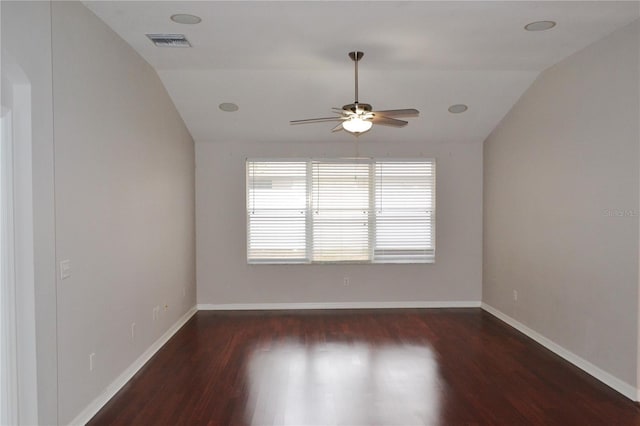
<box><xmin>448</xmin><ymin>104</ymin><xmax>468</xmax><ymax>114</ymax></box>
<box><xmin>170</xmin><ymin>14</ymin><xmax>202</xmax><ymax>25</ymax></box>
<box><xmin>219</xmin><ymin>103</ymin><xmax>239</xmax><ymax>112</ymax></box>
<box><xmin>525</xmin><ymin>21</ymin><xmax>556</xmax><ymax>31</ymax></box>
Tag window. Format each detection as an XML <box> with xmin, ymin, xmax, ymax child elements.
<box><xmin>247</xmin><ymin>159</ymin><xmax>435</xmax><ymax>264</ymax></box>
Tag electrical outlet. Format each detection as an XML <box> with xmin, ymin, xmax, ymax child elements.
<box><xmin>343</xmin><ymin>277</ymin><xmax>350</xmax><ymax>286</ymax></box>
<box><xmin>131</xmin><ymin>323</ymin><xmax>136</xmax><ymax>340</ymax></box>
<box><xmin>513</xmin><ymin>290</ymin><xmax>518</xmax><ymax>302</ymax></box>
<box><xmin>164</xmin><ymin>304</ymin><xmax>168</xmax><ymax>311</ymax></box>
<box><xmin>89</xmin><ymin>353</ymin><xmax>95</xmax><ymax>371</ymax></box>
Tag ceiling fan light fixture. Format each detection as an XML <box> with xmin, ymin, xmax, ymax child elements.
<box><xmin>289</xmin><ymin>51</ymin><xmax>418</xmax><ymax>135</ymax></box>
<box><xmin>342</xmin><ymin>117</ymin><xmax>373</xmax><ymax>134</ymax></box>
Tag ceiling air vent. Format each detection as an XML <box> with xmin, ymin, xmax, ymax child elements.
<box><xmin>146</xmin><ymin>34</ymin><xmax>191</xmax><ymax>48</ymax></box>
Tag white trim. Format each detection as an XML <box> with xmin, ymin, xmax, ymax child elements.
<box><xmin>68</xmin><ymin>306</ymin><xmax>198</xmax><ymax>426</ymax></box>
<box><xmin>1</xmin><ymin>102</ymin><xmax>19</xmax><ymax>426</ymax></box>
<box><xmin>1</xmin><ymin>59</ymin><xmax>39</xmax><ymax>425</ymax></box>
<box><xmin>197</xmin><ymin>301</ymin><xmax>481</xmax><ymax>311</ymax></box>
<box><xmin>12</xmin><ymin>81</ymin><xmax>38</xmax><ymax>426</ymax></box>
<box><xmin>481</xmin><ymin>303</ymin><xmax>638</xmax><ymax>401</ymax></box>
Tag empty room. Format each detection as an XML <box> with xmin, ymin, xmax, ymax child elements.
<box><xmin>1</xmin><ymin>1</ymin><xmax>640</xmax><ymax>425</ymax></box>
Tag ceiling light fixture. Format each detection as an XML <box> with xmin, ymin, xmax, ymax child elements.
<box><xmin>219</xmin><ymin>103</ymin><xmax>239</xmax><ymax>112</ymax></box>
<box><xmin>170</xmin><ymin>14</ymin><xmax>202</xmax><ymax>25</ymax></box>
<box><xmin>290</xmin><ymin>51</ymin><xmax>418</xmax><ymax>135</ymax></box>
<box><xmin>524</xmin><ymin>21</ymin><xmax>556</xmax><ymax>31</ymax></box>
<box><xmin>448</xmin><ymin>104</ymin><xmax>468</xmax><ymax>114</ymax></box>
<box><xmin>342</xmin><ymin>116</ymin><xmax>373</xmax><ymax>134</ymax></box>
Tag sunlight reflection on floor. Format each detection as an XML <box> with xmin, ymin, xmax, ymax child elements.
<box><xmin>245</xmin><ymin>342</ymin><xmax>441</xmax><ymax>426</ymax></box>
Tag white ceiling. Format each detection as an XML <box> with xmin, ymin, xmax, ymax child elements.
<box><xmin>85</xmin><ymin>1</ymin><xmax>639</xmax><ymax>144</ymax></box>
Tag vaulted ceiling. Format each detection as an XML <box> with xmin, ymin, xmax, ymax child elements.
<box><xmin>85</xmin><ymin>1</ymin><xmax>639</xmax><ymax>144</ymax></box>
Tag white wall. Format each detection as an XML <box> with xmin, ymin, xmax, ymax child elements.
<box><xmin>483</xmin><ymin>20</ymin><xmax>639</xmax><ymax>389</ymax></box>
<box><xmin>51</xmin><ymin>2</ymin><xmax>196</xmax><ymax>423</ymax></box>
<box><xmin>1</xmin><ymin>1</ymin><xmax>57</xmax><ymax>423</ymax></box>
<box><xmin>196</xmin><ymin>139</ymin><xmax>482</xmax><ymax>306</ymax></box>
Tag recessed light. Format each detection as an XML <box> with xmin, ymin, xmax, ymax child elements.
<box><xmin>170</xmin><ymin>14</ymin><xmax>202</xmax><ymax>25</ymax></box>
<box><xmin>524</xmin><ymin>21</ymin><xmax>556</xmax><ymax>31</ymax></box>
<box><xmin>448</xmin><ymin>104</ymin><xmax>468</xmax><ymax>114</ymax></box>
<box><xmin>219</xmin><ymin>103</ymin><xmax>239</xmax><ymax>112</ymax></box>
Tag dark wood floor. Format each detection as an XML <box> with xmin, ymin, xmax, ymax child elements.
<box><xmin>88</xmin><ymin>309</ymin><xmax>640</xmax><ymax>425</ymax></box>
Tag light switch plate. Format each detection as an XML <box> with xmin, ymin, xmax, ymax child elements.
<box><xmin>60</xmin><ymin>260</ymin><xmax>71</xmax><ymax>280</ymax></box>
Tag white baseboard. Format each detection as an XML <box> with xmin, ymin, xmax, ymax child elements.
<box><xmin>197</xmin><ymin>301</ymin><xmax>481</xmax><ymax>310</ymax></box>
<box><xmin>481</xmin><ymin>303</ymin><xmax>638</xmax><ymax>401</ymax></box>
<box><xmin>68</xmin><ymin>306</ymin><xmax>198</xmax><ymax>426</ymax></box>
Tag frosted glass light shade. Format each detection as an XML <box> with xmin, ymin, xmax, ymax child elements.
<box><xmin>343</xmin><ymin>117</ymin><xmax>373</xmax><ymax>134</ymax></box>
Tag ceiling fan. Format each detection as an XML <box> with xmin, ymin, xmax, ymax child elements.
<box><xmin>290</xmin><ymin>51</ymin><xmax>419</xmax><ymax>135</ymax></box>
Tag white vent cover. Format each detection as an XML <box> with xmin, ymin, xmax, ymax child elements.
<box><xmin>146</xmin><ymin>34</ymin><xmax>191</xmax><ymax>48</ymax></box>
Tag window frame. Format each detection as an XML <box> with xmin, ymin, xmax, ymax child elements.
<box><xmin>246</xmin><ymin>157</ymin><xmax>436</xmax><ymax>265</ymax></box>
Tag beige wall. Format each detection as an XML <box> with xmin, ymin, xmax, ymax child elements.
<box><xmin>483</xmin><ymin>20</ymin><xmax>639</xmax><ymax>388</ymax></box>
<box><xmin>196</xmin><ymin>139</ymin><xmax>482</xmax><ymax>306</ymax></box>
<box><xmin>51</xmin><ymin>2</ymin><xmax>196</xmax><ymax>423</ymax></box>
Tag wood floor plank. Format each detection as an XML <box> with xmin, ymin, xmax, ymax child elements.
<box><xmin>87</xmin><ymin>309</ymin><xmax>640</xmax><ymax>425</ymax></box>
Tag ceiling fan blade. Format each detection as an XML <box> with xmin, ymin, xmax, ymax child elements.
<box><xmin>373</xmin><ymin>109</ymin><xmax>419</xmax><ymax>117</ymax></box>
<box><xmin>372</xmin><ymin>116</ymin><xmax>409</xmax><ymax>127</ymax></box>
<box><xmin>290</xmin><ymin>117</ymin><xmax>345</xmax><ymax>125</ymax></box>
<box><xmin>331</xmin><ymin>123</ymin><xmax>344</xmax><ymax>132</ymax></box>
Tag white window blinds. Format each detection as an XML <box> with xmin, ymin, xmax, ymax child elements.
<box><xmin>247</xmin><ymin>159</ymin><xmax>435</xmax><ymax>264</ymax></box>
<box><xmin>312</xmin><ymin>161</ymin><xmax>370</xmax><ymax>262</ymax></box>
<box><xmin>374</xmin><ymin>161</ymin><xmax>435</xmax><ymax>262</ymax></box>
<box><xmin>247</xmin><ymin>161</ymin><xmax>307</xmax><ymax>262</ymax></box>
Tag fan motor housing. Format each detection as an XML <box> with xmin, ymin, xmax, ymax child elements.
<box><xmin>343</xmin><ymin>103</ymin><xmax>372</xmax><ymax>113</ymax></box>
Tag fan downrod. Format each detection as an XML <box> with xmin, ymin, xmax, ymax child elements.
<box><xmin>349</xmin><ymin>51</ymin><xmax>364</xmax><ymax>104</ymax></box>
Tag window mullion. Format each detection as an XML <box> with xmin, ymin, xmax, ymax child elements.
<box><xmin>306</xmin><ymin>160</ymin><xmax>313</xmax><ymax>263</ymax></box>
<box><xmin>246</xmin><ymin>161</ymin><xmax>251</xmax><ymax>261</ymax></box>
<box><xmin>368</xmin><ymin>161</ymin><xmax>376</xmax><ymax>262</ymax></box>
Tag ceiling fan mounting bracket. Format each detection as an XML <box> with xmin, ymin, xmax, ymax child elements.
<box><xmin>348</xmin><ymin>51</ymin><xmax>364</xmax><ymax>62</ymax></box>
